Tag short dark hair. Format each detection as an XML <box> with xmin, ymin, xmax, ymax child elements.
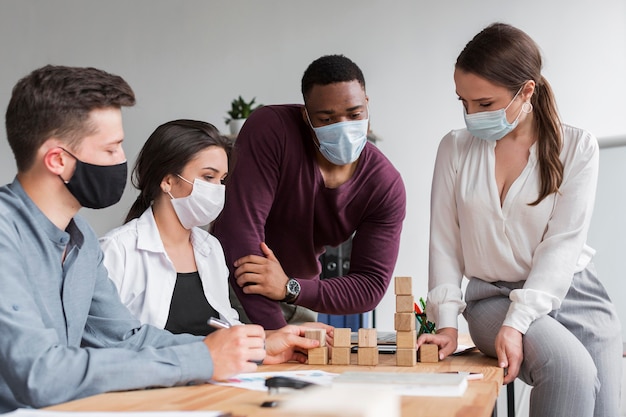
<box><xmin>125</xmin><ymin>119</ymin><xmax>232</xmax><ymax>223</ymax></box>
<box><xmin>5</xmin><ymin>65</ymin><xmax>135</xmax><ymax>172</ymax></box>
<box><xmin>301</xmin><ymin>54</ymin><xmax>366</xmax><ymax>101</ymax></box>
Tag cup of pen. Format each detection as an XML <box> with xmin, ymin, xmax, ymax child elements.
<box><xmin>414</xmin><ymin>298</ymin><xmax>436</xmax><ymax>336</ymax></box>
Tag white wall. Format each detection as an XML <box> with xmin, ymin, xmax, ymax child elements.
<box><xmin>1</xmin><ymin>0</ymin><xmax>625</xmax><ymax>334</ymax></box>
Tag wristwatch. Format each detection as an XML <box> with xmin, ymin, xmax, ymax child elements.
<box><xmin>281</xmin><ymin>278</ymin><xmax>301</xmax><ymax>304</ymax></box>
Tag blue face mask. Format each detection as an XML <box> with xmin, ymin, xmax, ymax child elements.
<box><xmin>305</xmin><ymin>109</ymin><xmax>369</xmax><ymax>165</ymax></box>
<box><xmin>463</xmin><ymin>87</ymin><xmax>525</xmax><ymax>142</ymax></box>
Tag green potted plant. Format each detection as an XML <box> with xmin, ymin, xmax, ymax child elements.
<box><xmin>225</xmin><ymin>95</ymin><xmax>262</xmax><ymax>136</ymax></box>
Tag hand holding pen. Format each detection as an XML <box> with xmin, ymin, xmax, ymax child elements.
<box><xmin>207</xmin><ymin>317</ymin><xmax>232</xmax><ymax>330</ymax></box>
<box><xmin>208</xmin><ymin>317</ymin><xmax>265</xmax><ymax>366</ymax></box>
<box><xmin>203</xmin><ymin>317</ymin><xmax>266</xmax><ymax>380</ymax></box>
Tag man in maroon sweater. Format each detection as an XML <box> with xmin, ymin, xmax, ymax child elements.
<box><xmin>213</xmin><ymin>55</ymin><xmax>406</xmax><ymax>329</ymax></box>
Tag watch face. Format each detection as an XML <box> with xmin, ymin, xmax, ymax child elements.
<box><xmin>287</xmin><ymin>279</ymin><xmax>300</xmax><ymax>295</ymax></box>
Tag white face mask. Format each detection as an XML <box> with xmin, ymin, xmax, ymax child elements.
<box><xmin>305</xmin><ymin>108</ymin><xmax>369</xmax><ymax>165</ymax></box>
<box><xmin>168</xmin><ymin>175</ymin><xmax>225</xmax><ymax>229</ymax></box>
<box><xmin>463</xmin><ymin>86</ymin><xmax>525</xmax><ymax>142</ymax></box>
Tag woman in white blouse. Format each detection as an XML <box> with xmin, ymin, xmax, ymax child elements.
<box><xmin>417</xmin><ymin>23</ymin><xmax>621</xmax><ymax>417</ymax></box>
<box><xmin>100</xmin><ymin>119</ymin><xmax>330</xmax><ymax>366</ymax></box>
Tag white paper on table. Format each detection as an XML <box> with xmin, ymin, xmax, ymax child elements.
<box><xmin>453</xmin><ymin>344</ymin><xmax>476</xmax><ymax>355</ymax></box>
<box><xmin>211</xmin><ymin>370</ymin><xmax>337</xmax><ymax>392</ymax></box>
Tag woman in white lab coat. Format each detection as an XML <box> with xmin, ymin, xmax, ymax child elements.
<box><xmin>101</xmin><ymin>119</ymin><xmax>330</xmax><ymax>363</ymax></box>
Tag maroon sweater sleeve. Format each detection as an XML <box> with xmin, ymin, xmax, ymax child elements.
<box><xmin>213</xmin><ymin>106</ymin><xmax>289</xmax><ymax>329</ymax></box>
<box><xmin>213</xmin><ymin>105</ymin><xmax>406</xmax><ymax>329</ymax></box>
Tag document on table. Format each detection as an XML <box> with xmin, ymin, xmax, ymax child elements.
<box><xmin>453</xmin><ymin>344</ymin><xmax>476</xmax><ymax>355</ymax></box>
<box><xmin>5</xmin><ymin>411</ymin><xmax>228</xmax><ymax>417</ymax></box>
<box><xmin>213</xmin><ymin>369</ymin><xmax>467</xmax><ymax>397</ymax></box>
<box><xmin>212</xmin><ymin>370</ymin><xmax>337</xmax><ymax>391</ymax></box>
<box><xmin>333</xmin><ymin>371</ymin><xmax>468</xmax><ymax>397</ymax></box>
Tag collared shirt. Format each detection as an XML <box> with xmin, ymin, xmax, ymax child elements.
<box><xmin>0</xmin><ymin>179</ymin><xmax>212</xmax><ymax>413</ymax></box>
<box><xmin>99</xmin><ymin>207</ymin><xmax>240</xmax><ymax>329</ymax></box>
<box><xmin>427</xmin><ymin>125</ymin><xmax>597</xmax><ymax>333</ymax></box>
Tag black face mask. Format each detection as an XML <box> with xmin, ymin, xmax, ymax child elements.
<box><xmin>59</xmin><ymin>149</ymin><xmax>127</xmax><ymax>209</ymax></box>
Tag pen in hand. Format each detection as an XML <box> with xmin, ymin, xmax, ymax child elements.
<box><xmin>207</xmin><ymin>316</ymin><xmax>231</xmax><ymax>330</ymax></box>
<box><xmin>207</xmin><ymin>317</ymin><xmax>264</xmax><ymax>365</ymax></box>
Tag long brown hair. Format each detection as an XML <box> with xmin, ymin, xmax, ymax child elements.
<box><xmin>456</xmin><ymin>23</ymin><xmax>563</xmax><ymax>205</ymax></box>
<box><xmin>125</xmin><ymin>120</ymin><xmax>232</xmax><ymax>222</ymax></box>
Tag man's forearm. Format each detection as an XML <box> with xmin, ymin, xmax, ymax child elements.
<box><xmin>231</xmin><ymin>279</ymin><xmax>287</xmax><ymax>329</ymax></box>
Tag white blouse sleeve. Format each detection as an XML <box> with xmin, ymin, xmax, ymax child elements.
<box><xmin>427</xmin><ymin>131</ymin><xmax>467</xmax><ymax>329</ymax></box>
<box><xmin>99</xmin><ymin>234</ymin><xmax>127</xmax><ymax>297</ymax></box>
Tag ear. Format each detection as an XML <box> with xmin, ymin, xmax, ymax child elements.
<box><xmin>522</xmin><ymin>80</ymin><xmax>536</xmax><ymax>102</ymax></box>
<box><xmin>42</xmin><ymin>142</ymin><xmax>69</xmax><ymax>176</ymax></box>
<box><xmin>300</xmin><ymin>105</ymin><xmax>309</xmax><ymax>125</ymax></box>
<box><xmin>160</xmin><ymin>174</ymin><xmax>175</xmax><ymax>194</ymax></box>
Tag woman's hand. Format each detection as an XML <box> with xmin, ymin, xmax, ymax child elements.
<box><xmin>416</xmin><ymin>327</ymin><xmax>458</xmax><ymax>360</ymax></box>
<box><xmin>495</xmin><ymin>325</ymin><xmax>523</xmax><ymax>384</ymax></box>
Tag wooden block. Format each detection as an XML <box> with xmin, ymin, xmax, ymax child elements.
<box><xmin>394</xmin><ymin>276</ymin><xmax>412</xmax><ymax>295</ymax></box>
<box><xmin>357</xmin><ymin>346</ymin><xmax>378</xmax><ymax>366</ymax></box>
<box><xmin>331</xmin><ymin>347</ymin><xmax>351</xmax><ymax>365</ymax></box>
<box><xmin>395</xmin><ymin>330</ymin><xmax>416</xmax><ymax>349</ymax></box>
<box><xmin>333</xmin><ymin>328</ymin><xmax>352</xmax><ymax>347</ymax></box>
<box><xmin>304</xmin><ymin>328</ymin><xmax>326</xmax><ymax>347</ymax></box>
<box><xmin>358</xmin><ymin>328</ymin><xmax>377</xmax><ymax>347</ymax></box>
<box><xmin>394</xmin><ymin>313</ymin><xmax>416</xmax><ymax>331</ymax></box>
<box><xmin>308</xmin><ymin>346</ymin><xmax>328</xmax><ymax>365</ymax></box>
<box><xmin>396</xmin><ymin>348</ymin><xmax>417</xmax><ymax>366</ymax></box>
<box><xmin>419</xmin><ymin>344</ymin><xmax>439</xmax><ymax>363</ymax></box>
<box><xmin>396</xmin><ymin>295</ymin><xmax>414</xmax><ymax>312</ymax></box>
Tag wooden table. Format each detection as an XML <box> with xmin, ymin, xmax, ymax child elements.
<box><xmin>47</xmin><ymin>349</ymin><xmax>503</xmax><ymax>417</ymax></box>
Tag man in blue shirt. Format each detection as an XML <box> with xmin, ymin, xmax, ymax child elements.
<box><xmin>0</xmin><ymin>65</ymin><xmax>291</xmax><ymax>412</ymax></box>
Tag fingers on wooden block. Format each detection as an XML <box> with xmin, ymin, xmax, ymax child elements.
<box><xmin>358</xmin><ymin>328</ymin><xmax>377</xmax><ymax>347</ymax></box>
<box><xmin>418</xmin><ymin>344</ymin><xmax>439</xmax><ymax>363</ymax></box>
<box><xmin>304</xmin><ymin>328</ymin><xmax>326</xmax><ymax>347</ymax></box>
<box><xmin>333</xmin><ymin>328</ymin><xmax>352</xmax><ymax>347</ymax></box>
<box><xmin>394</xmin><ymin>276</ymin><xmax>412</xmax><ymax>295</ymax></box>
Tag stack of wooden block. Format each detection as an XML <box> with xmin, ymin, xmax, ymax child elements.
<box><xmin>306</xmin><ymin>328</ymin><xmax>328</xmax><ymax>365</ymax></box>
<box><xmin>394</xmin><ymin>276</ymin><xmax>417</xmax><ymax>366</ymax></box>
<box><xmin>357</xmin><ymin>328</ymin><xmax>378</xmax><ymax>366</ymax></box>
<box><xmin>331</xmin><ymin>328</ymin><xmax>352</xmax><ymax>365</ymax></box>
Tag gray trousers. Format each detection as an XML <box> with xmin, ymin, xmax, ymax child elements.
<box><xmin>463</xmin><ymin>263</ymin><xmax>622</xmax><ymax>417</ymax></box>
